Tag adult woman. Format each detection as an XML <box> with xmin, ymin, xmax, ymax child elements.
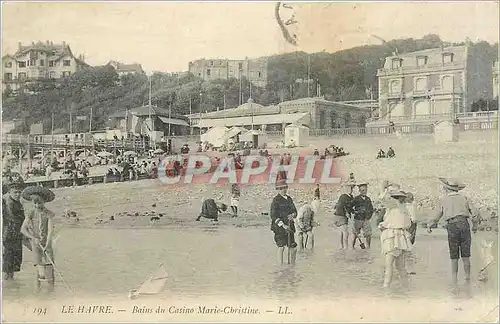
<box><xmin>2</xmin><ymin>176</ymin><xmax>26</xmax><ymax>280</ymax></box>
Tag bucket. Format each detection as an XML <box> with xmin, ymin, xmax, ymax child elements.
<box><xmin>36</xmin><ymin>264</ymin><xmax>54</xmax><ymax>281</ymax></box>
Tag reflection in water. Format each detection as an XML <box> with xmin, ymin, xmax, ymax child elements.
<box><xmin>268</xmin><ymin>266</ymin><xmax>303</xmax><ymax>301</ymax></box>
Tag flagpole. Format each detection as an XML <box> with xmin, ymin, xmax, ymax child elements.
<box><xmin>189</xmin><ymin>95</ymin><xmax>192</xmax><ymax>135</ymax></box>
<box><xmin>51</xmin><ymin>111</ymin><xmax>54</xmax><ymax>157</ymax></box>
<box><xmin>89</xmin><ymin>106</ymin><xmax>93</xmax><ymax>133</ymax></box>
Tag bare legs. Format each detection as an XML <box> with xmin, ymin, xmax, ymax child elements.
<box><xmin>383</xmin><ymin>253</ymin><xmax>409</xmax><ymax>289</ymax></box>
<box><xmin>278</xmin><ymin>246</ymin><xmax>297</xmax><ymax>264</ymax></box>
<box><xmin>299</xmin><ymin>232</ymin><xmax>314</xmax><ymax>250</ymax></box>
<box><xmin>451</xmin><ymin>257</ymin><xmax>471</xmax><ymax>296</ymax></box>
<box><xmin>339</xmin><ymin>225</ymin><xmax>349</xmax><ymax>250</ymax></box>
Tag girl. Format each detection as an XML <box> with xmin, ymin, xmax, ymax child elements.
<box><xmin>230</xmin><ymin>183</ymin><xmax>240</xmax><ymax>218</ymax></box>
<box><xmin>378</xmin><ymin>189</ymin><xmax>413</xmax><ymax>290</ymax></box>
<box><xmin>20</xmin><ymin>187</ymin><xmax>56</xmax><ymax>284</ymax></box>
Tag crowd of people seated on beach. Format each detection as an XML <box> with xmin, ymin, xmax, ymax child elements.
<box><xmin>377</xmin><ymin>147</ymin><xmax>396</xmax><ymax>159</ymax></box>
<box><xmin>312</xmin><ymin>145</ymin><xmax>349</xmax><ymax>159</ymax></box>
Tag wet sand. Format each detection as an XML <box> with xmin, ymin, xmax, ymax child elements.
<box><xmin>2</xmin><ymin>130</ymin><xmax>498</xmax><ymax>322</ymax></box>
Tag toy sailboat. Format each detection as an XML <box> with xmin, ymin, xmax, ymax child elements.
<box><xmin>129</xmin><ymin>263</ymin><xmax>169</xmax><ymax>299</ymax></box>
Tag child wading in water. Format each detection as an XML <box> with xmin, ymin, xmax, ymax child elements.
<box><xmin>20</xmin><ymin>187</ymin><xmax>56</xmax><ymax>289</ymax></box>
<box><xmin>427</xmin><ymin>177</ymin><xmax>479</xmax><ymax>297</ymax></box>
<box><xmin>230</xmin><ymin>184</ymin><xmax>240</xmax><ymax>218</ymax></box>
<box><xmin>378</xmin><ymin>189</ymin><xmax>413</xmax><ymax>291</ymax></box>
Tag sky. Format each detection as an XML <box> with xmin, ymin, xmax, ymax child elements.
<box><xmin>2</xmin><ymin>1</ymin><xmax>499</xmax><ymax>73</ymax></box>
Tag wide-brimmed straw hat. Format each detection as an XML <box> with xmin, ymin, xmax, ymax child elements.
<box><xmin>341</xmin><ymin>180</ymin><xmax>357</xmax><ymax>187</ymax></box>
<box><xmin>21</xmin><ymin>186</ymin><xmax>55</xmax><ymax>203</ymax></box>
<box><xmin>438</xmin><ymin>177</ymin><xmax>466</xmax><ymax>191</ymax></box>
<box><xmin>388</xmin><ymin>189</ymin><xmax>408</xmax><ymax>198</ymax></box>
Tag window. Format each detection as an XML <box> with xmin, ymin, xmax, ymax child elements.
<box><xmin>206</xmin><ymin>69</ymin><xmax>211</xmax><ymax>76</ymax></box>
<box><xmin>40</xmin><ymin>59</ymin><xmax>44</xmax><ymax>66</ymax></box>
<box><xmin>63</xmin><ymin>60</ymin><xmax>71</xmax><ymax>66</ymax></box>
<box><xmin>442</xmin><ymin>75</ymin><xmax>453</xmax><ymax>91</ymax></box>
<box><xmin>416</xmin><ymin>56</ymin><xmax>428</xmax><ymax>67</ymax></box>
<box><xmin>443</xmin><ymin>53</ymin><xmax>454</xmax><ymax>64</ymax></box>
<box><xmin>238</xmin><ymin>62</ymin><xmax>243</xmax><ymax>71</ymax></box>
<box><xmin>210</xmin><ymin>61</ymin><xmax>214</xmax><ymax>66</ymax></box>
<box><xmin>18</xmin><ymin>61</ymin><xmax>26</xmax><ymax>68</ymax></box>
<box><xmin>49</xmin><ymin>61</ymin><xmax>55</xmax><ymax>67</ymax></box>
<box><xmin>51</xmin><ymin>50</ymin><xmax>56</xmax><ymax>55</ymax></box>
<box><xmin>4</xmin><ymin>73</ymin><xmax>12</xmax><ymax>81</ymax></box>
<box><xmin>4</xmin><ymin>61</ymin><xmax>12</xmax><ymax>68</ymax></box>
<box><xmin>389</xmin><ymin>79</ymin><xmax>402</xmax><ymax>94</ymax></box>
<box><xmin>18</xmin><ymin>72</ymin><xmax>27</xmax><ymax>80</ymax></box>
<box><xmin>258</xmin><ymin>71</ymin><xmax>262</xmax><ymax>78</ymax></box>
<box><xmin>414</xmin><ymin>77</ymin><xmax>427</xmax><ymax>92</ymax></box>
<box><xmin>62</xmin><ymin>71</ymin><xmax>71</xmax><ymax>77</ymax></box>
<box><xmin>29</xmin><ymin>59</ymin><xmax>36</xmax><ymax>66</ymax></box>
<box><xmin>391</xmin><ymin>58</ymin><xmax>402</xmax><ymax>69</ymax></box>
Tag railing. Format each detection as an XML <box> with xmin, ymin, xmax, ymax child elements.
<box><xmin>370</xmin><ymin>111</ymin><xmax>499</xmax><ymax>122</ymax></box>
<box><xmin>2</xmin><ymin>134</ymin><xmax>153</xmax><ymax>149</ymax></box>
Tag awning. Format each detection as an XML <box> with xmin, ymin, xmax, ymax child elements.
<box><xmin>196</xmin><ymin>113</ymin><xmax>309</xmax><ymax>128</ymax></box>
<box><xmin>158</xmin><ymin>116</ymin><xmax>189</xmax><ymax>127</ymax></box>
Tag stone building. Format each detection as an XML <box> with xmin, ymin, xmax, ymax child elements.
<box><xmin>377</xmin><ymin>45</ymin><xmax>493</xmax><ymax>121</ymax></box>
<box><xmin>188</xmin><ymin>57</ymin><xmax>268</xmax><ymax>87</ymax></box>
<box><xmin>188</xmin><ymin>97</ymin><xmax>370</xmax><ymax>132</ymax></box>
<box><xmin>2</xmin><ymin>41</ymin><xmax>89</xmax><ymax>94</ymax></box>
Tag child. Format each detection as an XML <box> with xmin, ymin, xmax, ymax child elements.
<box><xmin>333</xmin><ymin>181</ymin><xmax>356</xmax><ymax>250</ymax></box>
<box><xmin>230</xmin><ymin>183</ymin><xmax>240</xmax><ymax>218</ymax></box>
<box><xmin>20</xmin><ymin>187</ymin><xmax>56</xmax><ymax>283</ymax></box>
<box><xmin>378</xmin><ymin>189</ymin><xmax>412</xmax><ymax>290</ymax></box>
<box><xmin>427</xmin><ymin>177</ymin><xmax>480</xmax><ymax>297</ymax></box>
<box><xmin>297</xmin><ymin>200</ymin><xmax>319</xmax><ymax>249</ymax></box>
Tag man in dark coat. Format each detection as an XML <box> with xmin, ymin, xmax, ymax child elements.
<box><xmin>2</xmin><ymin>178</ymin><xmax>26</xmax><ymax>280</ymax></box>
<box><xmin>270</xmin><ymin>179</ymin><xmax>298</xmax><ymax>264</ymax></box>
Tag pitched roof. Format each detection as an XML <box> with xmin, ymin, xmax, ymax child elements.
<box><xmin>107</xmin><ymin>60</ymin><xmax>144</xmax><ymax>73</ymax></box>
<box><xmin>109</xmin><ymin>106</ymin><xmax>187</xmax><ymax>120</ymax></box>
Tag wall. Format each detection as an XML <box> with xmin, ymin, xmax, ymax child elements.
<box><xmin>466</xmin><ymin>46</ymin><xmax>494</xmax><ymax>108</ymax></box>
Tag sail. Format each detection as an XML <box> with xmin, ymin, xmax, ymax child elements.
<box><xmin>135</xmin><ymin>264</ymin><xmax>169</xmax><ymax>295</ymax></box>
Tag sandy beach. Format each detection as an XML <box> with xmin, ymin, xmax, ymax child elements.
<box><xmin>2</xmin><ymin>130</ymin><xmax>498</xmax><ymax>322</ymax></box>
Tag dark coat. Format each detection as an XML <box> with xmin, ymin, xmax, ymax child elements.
<box><xmin>270</xmin><ymin>194</ymin><xmax>297</xmax><ymax>233</ymax></box>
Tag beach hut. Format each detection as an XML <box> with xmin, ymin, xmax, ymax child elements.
<box><xmin>240</xmin><ymin>129</ymin><xmax>267</xmax><ymax>148</ymax></box>
<box><xmin>284</xmin><ymin>124</ymin><xmax>309</xmax><ymax>147</ymax></box>
<box><xmin>226</xmin><ymin>127</ymin><xmax>246</xmax><ymax>143</ymax></box>
<box><xmin>434</xmin><ymin>120</ymin><xmax>459</xmax><ymax>143</ymax></box>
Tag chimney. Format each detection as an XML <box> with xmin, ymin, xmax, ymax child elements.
<box><xmin>62</xmin><ymin>41</ymin><xmax>66</xmax><ymax>48</ymax></box>
<box><xmin>31</xmin><ymin>41</ymin><xmax>35</xmax><ymax>45</ymax></box>
<box><xmin>46</xmin><ymin>40</ymin><xmax>50</xmax><ymax>46</ymax></box>
<box><xmin>18</xmin><ymin>42</ymin><xmax>22</xmax><ymax>50</ymax></box>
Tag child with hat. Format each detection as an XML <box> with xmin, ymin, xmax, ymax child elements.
<box><xmin>351</xmin><ymin>182</ymin><xmax>374</xmax><ymax>249</ymax></box>
<box><xmin>378</xmin><ymin>189</ymin><xmax>413</xmax><ymax>290</ymax></box>
<box><xmin>333</xmin><ymin>180</ymin><xmax>356</xmax><ymax>250</ymax></box>
<box><xmin>20</xmin><ymin>186</ymin><xmax>56</xmax><ymax>281</ymax></box>
<box><xmin>427</xmin><ymin>177</ymin><xmax>480</xmax><ymax>297</ymax></box>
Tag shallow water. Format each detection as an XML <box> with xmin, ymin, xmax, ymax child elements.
<box><xmin>3</xmin><ymin>223</ymin><xmax>497</xmax><ymax>303</ymax></box>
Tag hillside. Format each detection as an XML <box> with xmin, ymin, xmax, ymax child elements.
<box><xmin>2</xmin><ymin>34</ymin><xmax>497</xmax><ymax>134</ymax></box>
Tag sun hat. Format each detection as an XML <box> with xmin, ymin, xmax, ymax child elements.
<box><xmin>2</xmin><ymin>173</ymin><xmax>25</xmax><ymax>194</ymax></box>
<box><xmin>438</xmin><ymin>177</ymin><xmax>465</xmax><ymax>191</ymax></box>
<box><xmin>21</xmin><ymin>186</ymin><xmax>55</xmax><ymax>203</ymax></box>
<box><xmin>388</xmin><ymin>189</ymin><xmax>408</xmax><ymax>198</ymax></box>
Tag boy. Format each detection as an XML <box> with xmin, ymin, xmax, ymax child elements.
<box><xmin>297</xmin><ymin>200</ymin><xmax>319</xmax><ymax>249</ymax></box>
<box><xmin>427</xmin><ymin>177</ymin><xmax>480</xmax><ymax>297</ymax></box>
<box><xmin>351</xmin><ymin>182</ymin><xmax>374</xmax><ymax>249</ymax></box>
